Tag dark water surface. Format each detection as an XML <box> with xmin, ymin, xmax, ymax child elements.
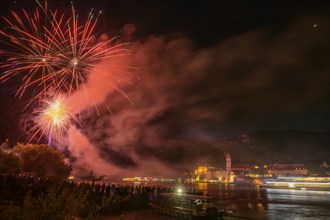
<box><xmin>102</xmin><ymin>183</ymin><xmax>330</xmax><ymax>220</ymax></box>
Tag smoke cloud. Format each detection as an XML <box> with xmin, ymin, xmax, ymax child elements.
<box><xmin>60</xmin><ymin>16</ymin><xmax>329</xmax><ymax>178</ymax></box>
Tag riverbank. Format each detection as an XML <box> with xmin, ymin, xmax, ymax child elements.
<box><xmin>0</xmin><ymin>174</ymin><xmax>160</xmax><ymax>219</ymax></box>
<box><xmin>0</xmin><ymin>174</ymin><xmax>200</xmax><ymax>219</ymax></box>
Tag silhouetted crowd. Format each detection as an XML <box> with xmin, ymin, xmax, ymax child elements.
<box><xmin>0</xmin><ymin>173</ymin><xmax>202</xmax><ymax>204</ymax></box>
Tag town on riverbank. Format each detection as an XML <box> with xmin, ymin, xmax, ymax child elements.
<box><xmin>1</xmin><ymin>144</ymin><xmax>329</xmax><ymax>219</ymax></box>
<box><xmin>122</xmin><ymin>153</ymin><xmax>330</xmax><ymax>190</ymax></box>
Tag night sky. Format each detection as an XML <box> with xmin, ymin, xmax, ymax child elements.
<box><xmin>0</xmin><ymin>0</ymin><xmax>329</xmax><ymax>178</ymax></box>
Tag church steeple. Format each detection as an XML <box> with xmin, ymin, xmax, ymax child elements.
<box><xmin>226</xmin><ymin>152</ymin><xmax>231</xmax><ymax>180</ymax></box>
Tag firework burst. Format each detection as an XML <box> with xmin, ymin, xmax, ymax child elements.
<box><xmin>28</xmin><ymin>96</ymin><xmax>78</xmax><ymax>146</ymax></box>
<box><xmin>1</xmin><ymin>1</ymin><xmax>136</xmax><ymax>145</ymax></box>
<box><xmin>0</xmin><ymin>0</ymin><xmax>130</xmax><ymax>101</ymax></box>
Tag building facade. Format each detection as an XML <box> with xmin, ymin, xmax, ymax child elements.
<box><xmin>267</xmin><ymin>163</ymin><xmax>308</xmax><ymax>176</ymax></box>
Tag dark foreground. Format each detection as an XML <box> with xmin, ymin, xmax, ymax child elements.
<box><xmin>1</xmin><ymin>174</ymin><xmax>206</xmax><ymax>219</ymax></box>
<box><xmin>0</xmin><ymin>174</ymin><xmax>179</xmax><ymax>219</ymax></box>
<box><xmin>1</xmin><ymin>175</ymin><xmax>329</xmax><ymax>220</ymax></box>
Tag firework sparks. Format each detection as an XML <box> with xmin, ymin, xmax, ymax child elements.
<box><xmin>0</xmin><ymin>0</ymin><xmax>130</xmax><ymax>101</ymax></box>
<box><xmin>28</xmin><ymin>96</ymin><xmax>78</xmax><ymax>146</ymax></box>
<box><xmin>1</xmin><ymin>1</ymin><xmax>136</xmax><ymax>145</ymax></box>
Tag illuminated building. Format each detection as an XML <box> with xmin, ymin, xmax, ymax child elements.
<box><xmin>267</xmin><ymin>163</ymin><xmax>308</xmax><ymax>176</ymax></box>
<box><xmin>191</xmin><ymin>153</ymin><xmax>236</xmax><ymax>183</ymax></box>
<box><xmin>231</xmin><ymin>164</ymin><xmax>251</xmax><ymax>174</ymax></box>
<box><xmin>231</xmin><ymin>163</ymin><xmax>309</xmax><ymax>177</ymax></box>
<box><xmin>226</xmin><ymin>153</ymin><xmax>231</xmax><ymax>180</ymax></box>
<box><xmin>193</xmin><ymin>165</ymin><xmax>227</xmax><ymax>182</ymax></box>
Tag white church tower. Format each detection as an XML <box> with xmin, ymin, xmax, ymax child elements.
<box><xmin>226</xmin><ymin>152</ymin><xmax>231</xmax><ymax>181</ymax></box>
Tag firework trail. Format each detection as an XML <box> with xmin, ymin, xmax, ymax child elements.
<box><xmin>0</xmin><ymin>0</ymin><xmax>130</xmax><ymax>102</ymax></box>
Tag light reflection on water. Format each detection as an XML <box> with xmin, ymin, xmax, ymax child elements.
<box><xmin>102</xmin><ymin>183</ymin><xmax>330</xmax><ymax>220</ymax></box>
<box><xmin>266</xmin><ymin>188</ymin><xmax>330</xmax><ymax>204</ymax></box>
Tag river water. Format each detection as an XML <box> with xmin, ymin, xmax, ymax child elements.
<box><xmin>102</xmin><ymin>183</ymin><xmax>330</xmax><ymax>220</ymax></box>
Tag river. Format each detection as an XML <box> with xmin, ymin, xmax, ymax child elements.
<box><xmin>102</xmin><ymin>182</ymin><xmax>330</xmax><ymax>220</ymax></box>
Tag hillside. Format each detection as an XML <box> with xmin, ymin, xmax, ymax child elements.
<box><xmin>229</xmin><ymin>130</ymin><xmax>330</xmax><ymax>164</ymax></box>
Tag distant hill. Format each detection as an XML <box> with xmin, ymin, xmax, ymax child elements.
<box><xmin>229</xmin><ymin>130</ymin><xmax>330</xmax><ymax>164</ymax></box>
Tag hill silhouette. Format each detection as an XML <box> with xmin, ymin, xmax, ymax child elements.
<box><xmin>229</xmin><ymin>130</ymin><xmax>329</xmax><ymax>165</ymax></box>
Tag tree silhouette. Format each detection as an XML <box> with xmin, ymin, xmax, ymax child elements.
<box><xmin>0</xmin><ymin>150</ymin><xmax>22</xmax><ymax>173</ymax></box>
<box><xmin>13</xmin><ymin>143</ymin><xmax>71</xmax><ymax>179</ymax></box>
